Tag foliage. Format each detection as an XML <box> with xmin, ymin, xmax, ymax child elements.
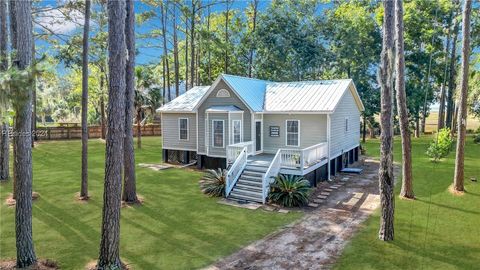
<box><xmin>200</xmin><ymin>169</ymin><xmax>227</xmax><ymax>197</ymax></box>
<box><xmin>426</xmin><ymin>128</ymin><xmax>453</xmax><ymax>162</ymax></box>
<box><xmin>473</xmin><ymin>134</ymin><xmax>480</xmax><ymax>144</ymax></box>
<box><xmin>268</xmin><ymin>174</ymin><xmax>311</xmax><ymax>207</ymax></box>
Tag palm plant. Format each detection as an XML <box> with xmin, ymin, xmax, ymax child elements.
<box><xmin>268</xmin><ymin>174</ymin><xmax>311</xmax><ymax>207</ymax></box>
<box><xmin>200</xmin><ymin>169</ymin><xmax>227</xmax><ymax>197</ymax></box>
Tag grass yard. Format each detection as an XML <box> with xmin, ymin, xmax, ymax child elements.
<box><xmin>0</xmin><ymin>137</ymin><xmax>302</xmax><ymax>269</ymax></box>
<box><xmin>335</xmin><ymin>136</ymin><xmax>480</xmax><ymax>270</ymax></box>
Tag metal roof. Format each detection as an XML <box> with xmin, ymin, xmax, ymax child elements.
<box><xmin>264</xmin><ymin>80</ymin><xmax>360</xmax><ymax>112</ymax></box>
<box><xmin>156</xmin><ymin>86</ymin><xmax>210</xmax><ymax>112</ymax></box>
<box><xmin>205</xmin><ymin>105</ymin><xmax>243</xmax><ymax>112</ymax></box>
<box><xmin>221</xmin><ymin>74</ymin><xmax>268</xmax><ymax>112</ymax></box>
<box><xmin>157</xmin><ymin>75</ymin><xmax>363</xmax><ymax>113</ymax></box>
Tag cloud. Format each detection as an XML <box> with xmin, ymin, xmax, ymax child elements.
<box><xmin>35</xmin><ymin>6</ymin><xmax>84</xmax><ymax>35</ymax></box>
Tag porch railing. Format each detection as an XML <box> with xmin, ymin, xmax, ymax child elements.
<box><xmin>280</xmin><ymin>142</ymin><xmax>328</xmax><ymax>169</ymax></box>
<box><xmin>226</xmin><ymin>141</ymin><xmax>254</xmax><ymax>164</ymax></box>
<box><xmin>262</xmin><ymin>149</ymin><xmax>282</xmax><ymax>204</ymax></box>
<box><xmin>225</xmin><ymin>147</ymin><xmax>247</xmax><ymax>197</ymax></box>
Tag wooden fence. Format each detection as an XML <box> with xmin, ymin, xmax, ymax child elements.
<box><xmin>32</xmin><ymin>124</ymin><xmax>161</xmax><ymax>140</ymax></box>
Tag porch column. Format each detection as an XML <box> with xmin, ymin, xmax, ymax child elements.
<box><xmin>327</xmin><ymin>114</ymin><xmax>331</xmax><ymax>181</ymax></box>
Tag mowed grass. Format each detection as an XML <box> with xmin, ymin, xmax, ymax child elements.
<box><xmin>335</xmin><ymin>136</ymin><xmax>480</xmax><ymax>270</ymax></box>
<box><xmin>0</xmin><ymin>137</ymin><xmax>302</xmax><ymax>269</ymax></box>
<box><xmin>424</xmin><ymin>112</ymin><xmax>480</xmax><ymax>133</ymax></box>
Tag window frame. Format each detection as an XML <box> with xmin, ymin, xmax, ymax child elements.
<box><xmin>285</xmin><ymin>119</ymin><xmax>300</xmax><ymax>147</ymax></box>
<box><xmin>232</xmin><ymin>119</ymin><xmax>242</xmax><ymax>144</ymax></box>
<box><xmin>178</xmin><ymin>118</ymin><xmax>189</xmax><ymax>141</ymax></box>
<box><xmin>212</xmin><ymin>120</ymin><xmax>225</xmax><ymax>148</ymax></box>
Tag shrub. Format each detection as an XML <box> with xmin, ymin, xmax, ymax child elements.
<box><xmin>268</xmin><ymin>174</ymin><xmax>311</xmax><ymax>207</ymax></box>
<box><xmin>200</xmin><ymin>169</ymin><xmax>227</xmax><ymax>197</ymax></box>
<box><xmin>426</xmin><ymin>128</ymin><xmax>454</xmax><ymax>162</ymax></box>
<box><xmin>473</xmin><ymin>134</ymin><xmax>480</xmax><ymax>144</ymax></box>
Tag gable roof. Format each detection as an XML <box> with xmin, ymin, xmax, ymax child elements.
<box><xmin>157</xmin><ymin>75</ymin><xmax>364</xmax><ymax>114</ymax></box>
<box><xmin>264</xmin><ymin>79</ymin><xmax>364</xmax><ymax>112</ymax></box>
<box><xmin>156</xmin><ymin>86</ymin><xmax>209</xmax><ymax>112</ymax></box>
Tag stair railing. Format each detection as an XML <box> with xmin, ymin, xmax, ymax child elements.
<box><xmin>261</xmin><ymin>149</ymin><xmax>282</xmax><ymax>204</ymax></box>
<box><xmin>225</xmin><ymin>146</ymin><xmax>247</xmax><ymax>197</ymax></box>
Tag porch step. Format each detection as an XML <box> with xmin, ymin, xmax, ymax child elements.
<box><xmin>237</xmin><ymin>180</ymin><xmax>263</xmax><ymax>188</ymax></box>
<box><xmin>229</xmin><ymin>193</ymin><xmax>263</xmax><ymax>204</ymax></box>
<box><xmin>239</xmin><ymin>175</ymin><xmax>263</xmax><ymax>182</ymax></box>
<box><xmin>241</xmin><ymin>171</ymin><xmax>264</xmax><ymax>178</ymax></box>
<box><xmin>235</xmin><ymin>184</ymin><xmax>263</xmax><ymax>192</ymax></box>
<box><xmin>244</xmin><ymin>166</ymin><xmax>268</xmax><ymax>173</ymax></box>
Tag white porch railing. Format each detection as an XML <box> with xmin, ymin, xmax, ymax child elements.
<box><xmin>280</xmin><ymin>142</ymin><xmax>328</xmax><ymax>169</ymax></box>
<box><xmin>261</xmin><ymin>142</ymin><xmax>328</xmax><ymax>203</ymax></box>
<box><xmin>226</xmin><ymin>141</ymin><xmax>254</xmax><ymax>164</ymax></box>
<box><xmin>262</xmin><ymin>149</ymin><xmax>282</xmax><ymax>203</ymax></box>
<box><xmin>225</xmin><ymin>147</ymin><xmax>247</xmax><ymax>197</ymax></box>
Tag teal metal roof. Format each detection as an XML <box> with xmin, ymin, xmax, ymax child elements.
<box><xmin>221</xmin><ymin>74</ymin><xmax>268</xmax><ymax>112</ymax></box>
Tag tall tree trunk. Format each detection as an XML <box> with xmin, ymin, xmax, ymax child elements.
<box><xmin>207</xmin><ymin>5</ymin><xmax>211</xmax><ymax>82</ymax></box>
<box><xmin>248</xmin><ymin>0</ymin><xmax>258</xmax><ymax>78</ymax></box>
<box><xmin>161</xmin><ymin>1</ymin><xmax>171</xmax><ymax>100</ymax></box>
<box><xmin>97</xmin><ymin>1</ymin><xmax>126</xmax><ymax>268</ymax></box>
<box><xmin>162</xmin><ymin>58</ymin><xmax>166</xmax><ymax>104</ymax></box>
<box><xmin>100</xmin><ymin>65</ymin><xmax>106</xmax><ymax>140</ymax></box>
<box><xmin>378</xmin><ymin>0</ymin><xmax>395</xmax><ymax>241</ymax></box>
<box><xmin>123</xmin><ymin>0</ymin><xmax>138</xmax><ymax>203</ymax></box>
<box><xmin>136</xmin><ymin>108</ymin><xmax>142</xmax><ymax>149</ymax></box>
<box><xmin>31</xmin><ymin>41</ymin><xmax>36</xmax><ymax>148</ymax></box>
<box><xmin>415</xmin><ymin>116</ymin><xmax>420</xmax><ymax>138</ymax></box>
<box><xmin>13</xmin><ymin>0</ymin><xmax>37</xmax><ymax>266</ymax></box>
<box><xmin>9</xmin><ymin>0</ymin><xmax>16</xmax><ymax>198</ymax></box>
<box><xmin>446</xmin><ymin>9</ymin><xmax>460</xmax><ymax>129</ymax></box>
<box><xmin>80</xmin><ymin>0</ymin><xmax>91</xmax><ymax>199</ymax></box>
<box><xmin>224</xmin><ymin>1</ymin><xmax>230</xmax><ymax>74</ymax></box>
<box><xmin>437</xmin><ymin>10</ymin><xmax>453</xmax><ymax>130</ymax></box>
<box><xmin>190</xmin><ymin>0</ymin><xmax>196</xmax><ymax>89</ymax></box>
<box><xmin>395</xmin><ymin>0</ymin><xmax>414</xmax><ymax>199</ymax></box>
<box><xmin>453</xmin><ymin>0</ymin><xmax>471</xmax><ymax>192</ymax></box>
<box><xmin>0</xmin><ymin>0</ymin><xmax>10</xmax><ymax>181</ymax></box>
<box><xmin>173</xmin><ymin>3</ymin><xmax>180</xmax><ymax>97</ymax></box>
<box><xmin>185</xmin><ymin>20</ymin><xmax>188</xmax><ymax>90</ymax></box>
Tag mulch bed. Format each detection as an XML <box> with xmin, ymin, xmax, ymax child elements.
<box><xmin>4</xmin><ymin>192</ymin><xmax>40</xmax><ymax>207</ymax></box>
<box><xmin>85</xmin><ymin>260</ymin><xmax>131</xmax><ymax>270</ymax></box>
<box><xmin>0</xmin><ymin>259</ymin><xmax>59</xmax><ymax>270</ymax></box>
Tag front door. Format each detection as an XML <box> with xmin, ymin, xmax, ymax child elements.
<box><xmin>255</xmin><ymin>121</ymin><xmax>262</xmax><ymax>152</ymax></box>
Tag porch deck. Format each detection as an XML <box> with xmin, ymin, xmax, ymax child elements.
<box><xmin>247</xmin><ymin>154</ymin><xmax>275</xmax><ymax>167</ymax></box>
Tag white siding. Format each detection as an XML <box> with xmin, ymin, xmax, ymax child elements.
<box><xmin>262</xmin><ymin>114</ymin><xmax>327</xmax><ymax>154</ymax></box>
<box><xmin>162</xmin><ymin>113</ymin><xmax>197</xmax><ymax>150</ymax></box>
<box><xmin>330</xmin><ymin>86</ymin><xmax>361</xmax><ymax>157</ymax></box>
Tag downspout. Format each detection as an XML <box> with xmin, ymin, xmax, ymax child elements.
<box><xmin>327</xmin><ymin>114</ymin><xmax>331</xmax><ymax>181</ymax></box>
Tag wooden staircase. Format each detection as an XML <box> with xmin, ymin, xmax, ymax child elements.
<box><xmin>228</xmin><ymin>162</ymin><xmax>269</xmax><ymax>203</ymax></box>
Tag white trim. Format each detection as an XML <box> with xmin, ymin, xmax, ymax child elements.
<box><xmin>160</xmin><ymin>112</ymin><xmax>164</xmax><ymax>147</ymax></box>
<box><xmin>212</xmin><ymin>119</ymin><xmax>225</xmax><ymax>148</ymax></box>
<box><xmin>157</xmin><ymin>110</ymin><xmax>197</xmax><ymax>114</ymax></box>
<box><xmin>331</xmin><ymin>81</ymin><xmax>365</xmax><ymax>113</ymax></box>
<box><xmin>327</xmin><ymin>114</ymin><xmax>331</xmax><ymax>181</ymax></box>
<box><xmin>163</xmin><ymin>147</ymin><xmax>197</xmax><ymax>151</ymax></box>
<box><xmin>228</xmin><ymin>113</ymin><xmax>231</xmax><ymax>145</ymax></box>
<box><xmin>216</xmin><ymin>88</ymin><xmax>231</xmax><ymax>97</ymax></box>
<box><xmin>178</xmin><ymin>118</ymin><xmax>189</xmax><ymax>141</ymax></box>
<box><xmin>285</xmin><ymin>119</ymin><xmax>300</xmax><ymax>147</ymax></box>
<box><xmin>196</xmin><ymin>113</ymin><xmax>199</xmax><ymax>152</ymax></box>
<box><xmin>232</xmin><ymin>119</ymin><xmax>242</xmax><ymax>144</ymax></box>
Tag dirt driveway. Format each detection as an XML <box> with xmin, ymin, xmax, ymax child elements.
<box><xmin>206</xmin><ymin>159</ymin><xmax>398</xmax><ymax>270</ymax></box>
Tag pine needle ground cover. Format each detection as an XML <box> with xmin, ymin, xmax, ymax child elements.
<box><xmin>335</xmin><ymin>136</ymin><xmax>480</xmax><ymax>270</ymax></box>
<box><xmin>0</xmin><ymin>137</ymin><xmax>301</xmax><ymax>269</ymax></box>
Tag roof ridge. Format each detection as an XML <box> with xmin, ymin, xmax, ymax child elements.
<box><xmin>221</xmin><ymin>73</ymin><xmax>272</xmax><ymax>83</ymax></box>
<box><xmin>267</xmin><ymin>79</ymin><xmax>352</xmax><ymax>85</ymax></box>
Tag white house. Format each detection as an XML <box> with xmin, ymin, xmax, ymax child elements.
<box><xmin>157</xmin><ymin>74</ymin><xmax>364</xmax><ymax>203</ymax></box>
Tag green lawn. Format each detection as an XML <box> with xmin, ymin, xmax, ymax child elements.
<box><xmin>335</xmin><ymin>136</ymin><xmax>480</xmax><ymax>270</ymax></box>
<box><xmin>0</xmin><ymin>137</ymin><xmax>301</xmax><ymax>269</ymax></box>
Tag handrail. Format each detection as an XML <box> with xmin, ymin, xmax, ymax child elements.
<box><xmin>225</xmin><ymin>147</ymin><xmax>247</xmax><ymax>197</ymax></box>
<box><xmin>226</xmin><ymin>141</ymin><xmax>254</xmax><ymax>163</ymax></box>
<box><xmin>261</xmin><ymin>149</ymin><xmax>282</xmax><ymax>204</ymax></box>
<box><xmin>278</xmin><ymin>142</ymin><xmax>328</xmax><ymax>170</ymax></box>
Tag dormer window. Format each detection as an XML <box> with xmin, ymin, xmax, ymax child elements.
<box><xmin>216</xmin><ymin>89</ymin><xmax>231</xmax><ymax>98</ymax></box>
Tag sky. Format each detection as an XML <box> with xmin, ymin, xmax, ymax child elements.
<box><xmin>34</xmin><ymin>0</ymin><xmax>274</xmax><ymax>66</ymax></box>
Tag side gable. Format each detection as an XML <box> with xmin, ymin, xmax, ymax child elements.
<box><xmin>332</xmin><ymin>81</ymin><xmax>365</xmax><ymax>113</ymax></box>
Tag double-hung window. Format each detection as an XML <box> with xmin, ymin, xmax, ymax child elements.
<box><xmin>286</xmin><ymin>120</ymin><xmax>300</xmax><ymax>147</ymax></box>
<box><xmin>213</xmin><ymin>120</ymin><xmax>224</xmax><ymax>148</ymax></box>
<box><xmin>232</xmin><ymin>120</ymin><xmax>241</xmax><ymax>144</ymax></box>
<box><xmin>179</xmin><ymin>118</ymin><xmax>188</xmax><ymax>140</ymax></box>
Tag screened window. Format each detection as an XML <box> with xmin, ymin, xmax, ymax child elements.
<box><xmin>179</xmin><ymin>118</ymin><xmax>188</xmax><ymax>140</ymax></box>
<box><xmin>345</xmin><ymin>117</ymin><xmax>349</xmax><ymax>133</ymax></box>
<box><xmin>232</xmin><ymin>120</ymin><xmax>241</xmax><ymax>144</ymax></box>
<box><xmin>286</xmin><ymin>120</ymin><xmax>299</xmax><ymax>146</ymax></box>
<box><xmin>213</xmin><ymin>120</ymin><xmax>224</xmax><ymax>148</ymax></box>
